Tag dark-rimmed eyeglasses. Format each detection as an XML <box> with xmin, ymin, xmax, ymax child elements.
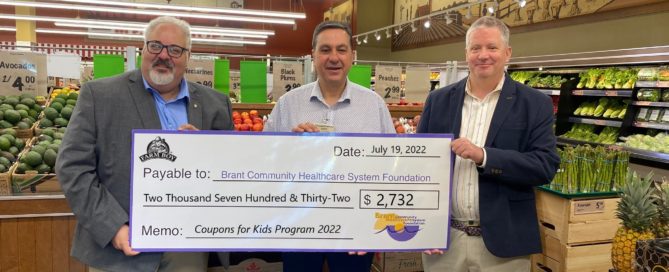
<box><xmin>145</xmin><ymin>40</ymin><xmax>189</xmax><ymax>58</ymax></box>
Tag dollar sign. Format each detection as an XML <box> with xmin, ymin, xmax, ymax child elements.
<box><xmin>363</xmin><ymin>194</ymin><xmax>371</xmax><ymax>205</ymax></box>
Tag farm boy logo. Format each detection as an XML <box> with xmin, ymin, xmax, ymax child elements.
<box><xmin>139</xmin><ymin>136</ymin><xmax>177</xmax><ymax>162</ymax></box>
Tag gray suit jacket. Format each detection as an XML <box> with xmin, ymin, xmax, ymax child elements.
<box><xmin>55</xmin><ymin>70</ymin><xmax>233</xmax><ymax>271</ymax></box>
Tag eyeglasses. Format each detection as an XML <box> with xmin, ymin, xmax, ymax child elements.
<box><xmin>145</xmin><ymin>40</ymin><xmax>189</xmax><ymax>58</ymax></box>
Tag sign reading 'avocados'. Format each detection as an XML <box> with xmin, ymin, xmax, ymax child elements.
<box><xmin>0</xmin><ymin>50</ymin><xmax>48</xmax><ymax>96</ymax></box>
<box><xmin>272</xmin><ymin>61</ymin><xmax>304</xmax><ymax>101</ymax></box>
<box><xmin>130</xmin><ymin>130</ymin><xmax>453</xmax><ymax>252</ymax></box>
<box><xmin>375</xmin><ymin>65</ymin><xmax>402</xmax><ymax>103</ymax></box>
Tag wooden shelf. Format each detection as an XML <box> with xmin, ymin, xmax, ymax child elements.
<box><xmin>231</xmin><ymin>103</ymin><xmax>423</xmax><ymax>118</ymax></box>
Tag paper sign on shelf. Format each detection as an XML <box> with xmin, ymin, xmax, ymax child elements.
<box><xmin>185</xmin><ymin>59</ymin><xmax>215</xmax><ymax>89</ymax></box>
<box><xmin>272</xmin><ymin>61</ymin><xmax>304</xmax><ymax>101</ymax></box>
<box><xmin>375</xmin><ymin>65</ymin><xmax>402</xmax><ymax>103</ymax></box>
<box><xmin>404</xmin><ymin>67</ymin><xmax>430</xmax><ymax>103</ymax></box>
<box><xmin>0</xmin><ymin>50</ymin><xmax>48</xmax><ymax>96</ymax></box>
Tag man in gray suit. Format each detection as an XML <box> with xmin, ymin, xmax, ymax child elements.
<box><xmin>56</xmin><ymin>16</ymin><xmax>233</xmax><ymax>271</ymax></box>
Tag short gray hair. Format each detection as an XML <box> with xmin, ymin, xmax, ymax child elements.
<box><xmin>144</xmin><ymin>16</ymin><xmax>192</xmax><ymax>49</ymax></box>
<box><xmin>465</xmin><ymin>16</ymin><xmax>509</xmax><ymax>49</ymax></box>
<box><xmin>312</xmin><ymin>21</ymin><xmax>353</xmax><ymax>49</ymax></box>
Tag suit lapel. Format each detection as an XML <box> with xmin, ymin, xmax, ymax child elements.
<box><xmin>128</xmin><ymin>71</ymin><xmax>162</xmax><ymax>129</ymax></box>
<box><xmin>187</xmin><ymin>82</ymin><xmax>203</xmax><ymax>129</ymax></box>
<box><xmin>485</xmin><ymin>75</ymin><xmax>517</xmax><ymax>146</ymax></box>
<box><xmin>451</xmin><ymin>79</ymin><xmax>467</xmax><ymax>138</ymax></box>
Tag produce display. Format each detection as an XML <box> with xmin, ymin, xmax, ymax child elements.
<box><xmin>549</xmin><ymin>145</ymin><xmax>629</xmax><ymax>194</ymax></box>
<box><xmin>39</xmin><ymin>92</ymin><xmax>79</xmax><ymax>128</ymax></box>
<box><xmin>573</xmin><ymin>97</ymin><xmax>627</xmax><ymax>119</ymax></box>
<box><xmin>637</xmin><ymin>89</ymin><xmax>662</xmax><ymax>102</ymax></box>
<box><xmin>232</xmin><ymin>110</ymin><xmax>264</xmax><ymax>131</ymax></box>
<box><xmin>0</xmin><ymin>128</ymin><xmax>27</xmax><ymax>173</ymax></box>
<box><xmin>612</xmin><ymin>171</ymin><xmax>657</xmax><ymax>272</ymax></box>
<box><xmin>638</xmin><ymin>68</ymin><xmax>659</xmax><ymax>81</ymax></box>
<box><xmin>392</xmin><ymin>115</ymin><xmax>420</xmax><ymax>134</ymax></box>
<box><xmin>0</xmin><ymin>94</ymin><xmax>43</xmax><ymax>129</ymax></box>
<box><xmin>509</xmin><ymin>71</ymin><xmax>566</xmax><ymax>88</ymax></box>
<box><xmin>618</xmin><ymin>133</ymin><xmax>669</xmax><ymax>154</ymax></box>
<box><xmin>576</xmin><ymin>67</ymin><xmax>638</xmax><ymax>89</ymax></box>
<box><xmin>559</xmin><ymin>124</ymin><xmax>619</xmax><ymax>144</ymax></box>
<box><xmin>653</xmin><ymin>183</ymin><xmax>669</xmax><ymax>238</ymax></box>
<box><xmin>15</xmin><ymin>128</ymin><xmax>66</xmax><ymax>174</ymax></box>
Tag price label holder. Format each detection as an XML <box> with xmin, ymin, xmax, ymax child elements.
<box><xmin>0</xmin><ymin>50</ymin><xmax>48</xmax><ymax>96</ymax></box>
<box><xmin>130</xmin><ymin>131</ymin><xmax>453</xmax><ymax>252</ymax></box>
<box><xmin>272</xmin><ymin>61</ymin><xmax>304</xmax><ymax>101</ymax></box>
<box><xmin>375</xmin><ymin>65</ymin><xmax>402</xmax><ymax>104</ymax></box>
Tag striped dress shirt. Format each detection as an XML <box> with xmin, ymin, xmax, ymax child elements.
<box><xmin>451</xmin><ymin>75</ymin><xmax>505</xmax><ymax>222</ymax></box>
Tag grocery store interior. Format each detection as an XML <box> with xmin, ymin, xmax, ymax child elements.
<box><xmin>1</xmin><ymin>0</ymin><xmax>669</xmax><ymax>271</ymax></box>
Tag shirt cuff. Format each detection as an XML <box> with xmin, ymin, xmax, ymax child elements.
<box><xmin>477</xmin><ymin>147</ymin><xmax>487</xmax><ymax>168</ymax></box>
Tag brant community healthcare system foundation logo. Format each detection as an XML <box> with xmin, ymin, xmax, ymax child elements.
<box><xmin>374</xmin><ymin>212</ymin><xmax>424</xmax><ymax>242</ymax></box>
<box><xmin>139</xmin><ymin>136</ymin><xmax>177</xmax><ymax>162</ymax></box>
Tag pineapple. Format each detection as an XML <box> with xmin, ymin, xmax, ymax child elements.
<box><xmin>652</xmin><ymin>183</ymin><xmax>669</xmax><ymax>238</ymax></box>
<box><xmin>611</xmin><ymin>171</ymin><xmax>657</xmax><ymax>272</ymax></box>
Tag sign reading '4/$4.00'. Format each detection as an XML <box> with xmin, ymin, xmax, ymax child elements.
<box><xmin>0</xmin><ymin>51</ymin><xmax>48</xmax><ymax>96</ymax></box>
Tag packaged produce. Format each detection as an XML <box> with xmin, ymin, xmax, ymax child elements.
<box><xmin>662</xmin><ymin>89</ymin><xmax>669</xmax><ymax>102</ymax></box>
<box><xmin>648</xmin><ymin>109</ymin><xmax>662</xmax><ymax>123</ymax></box>
<box><xmin>659</xmin><ymin>67</ymin><xmax>669</xmax><ymax>81</ymax></box>
<box><xmin>637</xmin><ymin>89</ymin><xmax>661</xmax><ymax>102</ymax></box>
<box><xmin>638</xmin><ymin>68</ymin><xmax>659</xmax><ymax>81</ymax></box>
<box><xmin>660</xmin><ymin>109</ymin><xmax>669</xmax><ymax>124</ymax></box>
<box><xmin>636</xmin><ymin>108</ymin><xmax>650</xmax><ymax>121</ymax></box>
<box><xmin>618</xmin><ymin>133</ymin><xmax>669</xmax><ymax>154</ymax></box>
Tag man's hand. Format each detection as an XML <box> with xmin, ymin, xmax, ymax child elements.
<box><xmin>178</xmin><ymin>124</ymin><xmax>200</xmax><ymax>131</ymax></box>
<box><xmin>291</xmin><ymin>122</ymin><xmax>320</xmax><ymax>133</ymax></box>
<box><xmin>347</xmin><ymin>251</ymin><xmax>367</xmax><ymax>256</ymax></box>
<box><xmin>423</xmin><ymin>249</ymin><xmax>444</xmax><ymax>255</ymax></box>
<box><xmin>451</xmin><ymin>138</ymin><xmax>484</xmax><ymax>165</ymax></box>
<box><xmin>112</xmin><ymin>225</ymin><xmax>140</xmax><ymax>256</ymax></box>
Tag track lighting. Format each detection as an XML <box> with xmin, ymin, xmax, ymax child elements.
<box><xmin>374</xmin><ymin>32</ymin><xmax>381</xmax><ymax>41</ymax></box>
<box><xmin>356</xmin><ymin>37</ymin><xmax>361</xmax><ymax>45</ymax></box>
<box><xmin>446</xmin><ymin>15</ymin><xmax>453</xmax><ymax>25</ymax></box>
<box><xmin>518</xmin><ymin>0</ymin><xmax>527</xmax><ymax>8</ymax></box>
<box><xmin>394</xmin><ymin>26</ymin><xmax>400</xmax><ymax>35</ymax></box>
<box><xmin>385</xmin><ymin>29</ymin><xmax>391</xmax><ymax>39</ymax></box>
<box><xmin>363</xmin><ymin>35</ymin><xmax>368</xmax><ymax>43</ymax></box>
<box><xmin>411</xmin><ymin>23</ymin><xmax>417</xmax><ymax>32</ymax></box>
<box><xmin>423</xmin><ymin>18</ymin><xmax>431</xmax><ymax>29</ymax></box>
<box><xmin>465</xmin><ymin>6</ymin><xmax>472</xmax><ymax>19</ymax></box>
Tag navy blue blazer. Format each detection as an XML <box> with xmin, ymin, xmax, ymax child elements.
<box><xmin>418</xmin><ymin>75</ymin><xmax>559</xmax><ymax>257</ymax></box>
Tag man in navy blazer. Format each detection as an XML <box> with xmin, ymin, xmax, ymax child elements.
<box><xmin>419</xmin><ymin>16</ymin><xmax>559</xmax><ymax>271</ymax></box>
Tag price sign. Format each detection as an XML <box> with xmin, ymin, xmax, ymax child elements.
<box><xmin>0</xmin><ymin>50</ymin><xmax>48</xmax><ymax>96</ymax></box>
<box><xmin>185</xmin><ymin>59</ymin><xmax>215</xmax><ymax>88</ymax></box>
<box><xmin>229</xmin><ymin>71</ymin><xmax>240</xmax><ymax>100</ymax></box>
<box><xmin>404</xmin><ymin>67</ymin><xmax>430</xmax><ymax>103</ymax></box>
<box><xmin>272</xmin><ymin>61</ymin><xmax>304</xmax><ymax>101</ymax></box>
<box><xmin>572</xmin><ymin>90</ymin><xmax>584</xmax><ymax>96</ymax></box>
<box><xmin>375</xmin><ymin>65</ymin><xmax>402</xmax><ymax>103</ymax></box>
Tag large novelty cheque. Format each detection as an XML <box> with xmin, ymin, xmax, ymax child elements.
<box><xmin>130</xmin><ymin>131</ymin><xmax>452</xmax><ymax>252</ymax></box>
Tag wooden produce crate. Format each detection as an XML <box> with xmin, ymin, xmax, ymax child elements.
<box><xmin>535</xmin><ymin>189</ymin><xmax>621</xmax><ymax>245</ymax></box>
<box><xmin>532</xmin><ymin>234</ymin><xmax>613</xmax><ymax>272</ymax></box>
<box><xmin>0</xmin><ymin>163</ymin><xmax>14</xmax><ymax>195</ymax></box>
<box><xmin>10</xmin><ymin>137</ymin><xmax>61</xmax><ymax>194</ymax></box>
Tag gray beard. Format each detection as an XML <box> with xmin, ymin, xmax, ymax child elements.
<box><xmin>149</xmin><ymin>70</ymin><xmax>175</xmax><ymax>85</ymax></box>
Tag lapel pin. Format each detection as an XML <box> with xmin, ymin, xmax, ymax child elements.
<box><xmin>193</xmin><ymin>104</ymin><xmax>198</xmax><ymax>108</ymax></box>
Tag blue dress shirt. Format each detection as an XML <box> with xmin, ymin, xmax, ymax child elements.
<box><xmin>142</xmin><ymin>78</ymin><xmax>189</xmax><ymax>130</ymax></box>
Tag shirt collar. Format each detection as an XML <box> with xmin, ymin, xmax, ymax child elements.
<box><xmin>465</xmin><ymin>74</ymin><xmax>505</xmax><ymax>101</ymax></box>
<box><xmin>310</xmin><ymin>79</ymin><xmax>352</xmax><ymax>104</ymax></box>
<box><xmin>142</xmin><ymin>76</ymin><xmax>190</xmax><ymax>103</ymax></box>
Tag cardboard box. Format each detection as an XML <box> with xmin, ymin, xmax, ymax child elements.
<box><xmin>536</xmin><ymin>189</ymin><xmax>621</xmax><ymax>245</ymax></box>
<box><xmin>208</xmin><ymin>258</ymin><xmax>282</xmax><ymax>272</ymax></box>
<box><xmin>372</xmin><ymin>252</ymin><xmax>423</xmax><ymax>272</ymax></box>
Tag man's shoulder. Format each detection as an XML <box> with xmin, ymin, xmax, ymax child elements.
<box><xmin>429</xmin><ymin>78</ymin><xmax>465</xmax><ymax>98</ymax></box>
<box><xmin>82</xmin><ymin>70</ymin><xmax>137</xmax><ymax>93</ymax></box>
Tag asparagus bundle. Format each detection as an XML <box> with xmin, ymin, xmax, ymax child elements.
<box><xmin>549</xmin><ymin>145</ymin><xmax>630</xmax><ymax>194</ymax></box>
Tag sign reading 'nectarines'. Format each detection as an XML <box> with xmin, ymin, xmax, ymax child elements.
<box><xmin>375</xmin><ymin>65</ymin><xmax>402</xmax><ymax>104</ymax></box>
<box><xmin>185</xmin><ymin>58</ymin><xmax>214</xmax><ymax>88</ymax></box>
<box><xmin>129</xmin><ymin>131</ymin><xmax>453</xmax><ymax>252</ymax></box>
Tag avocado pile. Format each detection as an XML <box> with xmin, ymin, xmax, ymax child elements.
<box><xmin>15</xmin><ymin>127</ymin><xmax>66</xmax><ymax>174</ymax></box>
<box><xmin>40</xmin><ymin>92</ymin><xmax>78</xmax><ymax>128</ymax></box>
<box><xmin>0</xmin><ymin>94</ymin><xmax>43</xmax><ymax>130</ymax></box>
<box><xmin>0</xmin><ymin>128</ymin><xmax>27</xmax><ymax>173</ymax></box>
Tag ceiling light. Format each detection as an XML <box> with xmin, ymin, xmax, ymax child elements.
<box><xmin>518</xmin><ymin>0</ymin><xmax>527</xmax><ymax>8</ymax></box>
<box><xmin>374</xmin><ymin>32</ymin><xmax>381</xmax><ymax>41</ymax></box>
<box><xmin>385</xmin><ymin>29</ymin><xmax>391</xmax><ymax>39</ymax></box>
<box><xmin>487</xmin><ymin>3</ymin><xmax>497</xmax><ymax>14</ymax></box>
<box><xmin>0</xmin><ymin>14</ymin><xmax>275</xmax><ymax>36</ymax></box>
<box><xmin>59</xmin><ymin>0</ymin><xmax>306</xmax><ymax>19</ymax></box>
<box><xmin>363</xmin><ymin>35</ymin><xmax>368</xmax><ymax>44</ymax></box>
<box><xmin>0</xmin><ymin>1</ymin><xmax>295</xmax><ymax>25</ymax></box>
<box><xmin>423</xmin><ymin>18</ymin><xmax>431</xmax><ymax>28</ymax></box>
<box><xmin>465</xmin><ymin>6</ymin><xmax>472</xmax><ymax>19</ymax></box>
<box><xmin>0</xmin><ymin>26</ymin><xmax>266</xmax><ymax>45</ymax></box>
<box><xmin>446</xmin><ymin>15</ymin><xmax>453</xmax><ymax>25</ymax></box>
<box><xmin>411</xmin><ymin>23</ymin><xmax>417</xmax><ymax>32</ymax></box>
<box><xmin>394</xmin><ymin>26</ymin><xmax>401</xmax><ymax>35</ymax></box>
<box><xmin>54</xmin><ymin>22</ymin><xmax>268</xmax><ymax>39</ymax></box>
<box><xmin>356</xmin><ymin>37</ymin><xmax>361</xmax><ymax>45</ymax></box>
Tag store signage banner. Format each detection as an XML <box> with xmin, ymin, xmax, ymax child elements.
<box><xmin>93</xmin><ymin>54</ymin><xmax>125</xmax><ymax>80</ymax></box>
<box><xmin>130</xmin><ymin>131</ymin><xmax>453</xmax><ymax>251</ymax></box>
<box><xmin>214</xmin><ymin>59</ymin><xmax>230</xmax><ymax>95</ymax></box>
<box><xmin>271</xmin><ymin>61</ymin><xmax>304</xmax><ymax>101</ymax></box>
<box><xmin>0</xmin><ymin>50</ymin><xmax>48</xmax><ymax>96</ymax></box>
<box><xmin>240</xmin><ymin>61</ymin><xmax>267</xmax><ymax>103</ymax></box>
<box><xmin>47</xmin><ymin>53</ymin><xmax>81</xmax><ymax>79</ymax></box>
<box><xmin>375</xmin><ymin>65</ymin><xmax>402</xmax><ymax>103</ymax></box>
<box><xmin>348</xmin><ymin>65</ymin><xmax>372</xmax><ymax>89</ymax></box>
<box><xmin>185</xmin><ymin>59</ymin><xmax>214</xmax><ymax>89</ymax></box>
<box><xmin>404</xmin><ymin>67</ymin><xmax>431</xmax><ymax>103</ymax></box>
